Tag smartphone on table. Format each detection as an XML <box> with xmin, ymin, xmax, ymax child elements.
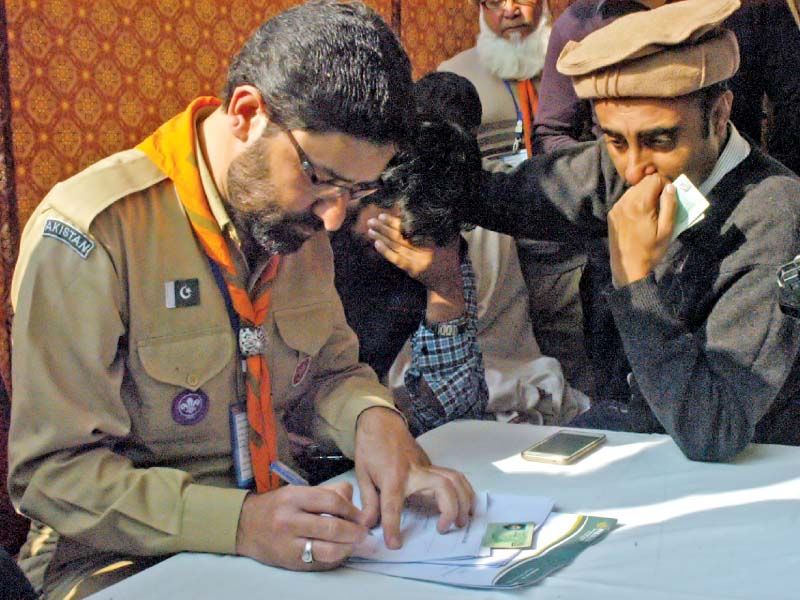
<box><xmin>521</xmin><ymin>430</ymin><xmax>606</xmax><ymax>465</ymax></box>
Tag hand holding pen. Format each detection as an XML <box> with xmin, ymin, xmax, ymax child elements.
<box><xmin>234</xmin><ymin>460</ymin><xmax>368</xmax><ymax>571</ymax></box>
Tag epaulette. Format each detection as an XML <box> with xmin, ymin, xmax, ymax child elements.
<box><xmin>43</xmin><ymin>148</ymin><xmax>167</xmax><ymax>232</ymax></box>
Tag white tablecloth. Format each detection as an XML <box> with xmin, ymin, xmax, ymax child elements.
<box><xmin>88</xmin><ymin>421</ymin><xmax>800</xmax><ymax>600</ymax></box>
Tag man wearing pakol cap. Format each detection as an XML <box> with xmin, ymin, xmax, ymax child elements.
<box><xmin>531</xmin><ymin>0</ymin><xmax>800</xmax><ymax>410</ymax></box>
<box><xmin>533</xmin><ymin>0</ymin><xmax>675</xmax><ymax>154</ymax></box>
<box><xmin>533</xmin><ymin>0</ymin><xmax>800</xmax><ymax>175</ymax></box>
<box><xmin>417</xmin><ymin>0</ymin><xmax>800</xmax><ymax>460</ymax></box>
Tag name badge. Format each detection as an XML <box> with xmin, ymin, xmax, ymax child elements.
<box><xmin>500</xmin><ymin>149</ymin><xmax>528</xmax><ymax>168</ymax></box>
<box><xmin>229</xmin><ymin>403</ymin><xmax>254</xmax><ymax>489</ymax></box>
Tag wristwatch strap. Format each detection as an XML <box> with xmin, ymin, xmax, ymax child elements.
<box><xmin>424</xmin><ymin>316</ymin><xmax>467</xmax><ymax>337</ymax></box>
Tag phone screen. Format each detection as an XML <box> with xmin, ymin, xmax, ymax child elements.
<box><xmin>528</xmin><ymin>432</ymin><xmax>603</xmax><ymax>457</ymax></box>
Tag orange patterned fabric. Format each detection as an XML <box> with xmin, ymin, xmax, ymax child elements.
<box><xmin>4</xmin><ymin>0</ymin><xmax>556</xmax><ymax>243</ymax></box>
<box><xmin>5</xmin><ymin>0</ymin><xmax>392</xmax><ymax>229</ymax></box>
<box><xmin>0</xmin><ymin>3</ymin><xmax>18</xmax><ymax>397</ymax></box>
<box><xmin>401</xmin><ymin>0</ymin><xmax>480</xmax><ymax>78</ymax></box>
<box><xmin>0</xmin><ymin>0</ymin><xmax>27</xmax><ymax>558</ymax></box>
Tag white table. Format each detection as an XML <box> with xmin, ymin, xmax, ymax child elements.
<box><xmin>88</xmin><ymin>421</ymin><xmax>800</xmax><ymax>600</ymax></box>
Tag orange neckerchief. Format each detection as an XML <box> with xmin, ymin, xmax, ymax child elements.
<box><xmin>137</xmin><ymin>97</ymin><xmax>281</xmax><ymax>492</ymax></box>
<box><xmin>517</xmin><ymin>79</ymin><xmax>539</xmax><ymax>158</ymax></box>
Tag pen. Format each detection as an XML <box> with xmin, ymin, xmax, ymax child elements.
<box><xmin>270</xmin><ymin>460</ymin><xmax>310</xmax><ymax>486</ymax></box>
<box><xmin>270</xmin><ymin>461</ymin><xmax>375</xmax><ymax>536</ymax></box>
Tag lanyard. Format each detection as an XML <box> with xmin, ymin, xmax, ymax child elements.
<box><xmin>503</xmin><ymin>80</ymin><xmax>525</xmax><ymax>154</ymax></box>
<box><xmin>205</xmin><ymin>254</ymin><xmax>250</xmax><ymax>411</ymax></box>
<box><xmin>206</xmin><ymin>255</ymin><xmax>240</xmax><ymax>335</ymax></box>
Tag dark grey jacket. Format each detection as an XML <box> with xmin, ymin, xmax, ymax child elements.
<box><xmin>467</xmin><ymin>140</ymin><xmax>800</xmax><ymax>461</ymax></box>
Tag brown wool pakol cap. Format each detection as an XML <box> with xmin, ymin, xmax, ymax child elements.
<box><xmin>557</xmin><ymin>0</ymin><xmax>741</xmax><ymax>99</ymax></box>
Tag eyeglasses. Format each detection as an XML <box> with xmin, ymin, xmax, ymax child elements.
<box><xmin>480</xmin><ymin>0</ymin><xmax>539</xmax><ymax>12</ymax></box>
<box><xmin>279</xmin><ymin>124</ymin><xmax>384</xmax><ymax>202</ymax></box>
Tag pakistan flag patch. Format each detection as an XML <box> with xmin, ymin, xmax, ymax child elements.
<box><xmin>42</xmin><ymin>219</ymin><xmax>95</xmax><ymax>259</ymax></box>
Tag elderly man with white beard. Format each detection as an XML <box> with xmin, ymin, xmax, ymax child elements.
<box><xmin>439</xmin><ymin>0</ymin><xmax>552</xmax><ymax>167</ymax></box>
<box><xmin>438</xmin><ymin>0</ymin><xmax>594</xmax><ymax>398</ymax></box>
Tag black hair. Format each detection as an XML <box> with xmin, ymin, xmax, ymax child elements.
<box><xmin>695</xmin><ymin>80</ymin><xmax>731</xmax><ymax>138</ymax></box>
<box><xmin>222</xmin><ymin>0</ymin><xmax>414</xmax><ymax>144</ymax></box>
<box><xmin>413</xmin><ymin>71</ymin><xmax>483</xmax><ymax>133</ymax></box>
<box><xmin>368</xmin><ymin>120</ymin><xmax>482</xmax><ymax>246</ymax></box>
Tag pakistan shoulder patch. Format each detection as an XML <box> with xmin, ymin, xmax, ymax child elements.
<box><xmin>42</xmin><ymin>219</ymin><xmax>95</xmax><ymax>259</ymax></box>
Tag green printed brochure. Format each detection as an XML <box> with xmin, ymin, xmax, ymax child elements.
<box><xmin>348</xmin><ymin>513</ymin><xmax>617</xmax><ymax>589</ymax></box>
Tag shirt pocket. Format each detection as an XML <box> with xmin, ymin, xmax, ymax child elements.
<box><xmin>271</xmin><ymin>302</ymin><xmax>333</xmax><ymax>401</ymax></box>
<box><xmin>134</xmin><ymin>327</ymin><xmax>235</xmax><ymax>445</ymax></box>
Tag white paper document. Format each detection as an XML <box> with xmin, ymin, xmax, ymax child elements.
<box><xmin>671</xmin><ymin>173</ymin><xmax>710</xmax><ymax>241</ymax></box>
<box><xmin>350</xmin><ymin>491</ymin><xmax>554</xmax><ymax>563</ymax></box>
<box><xmin>351</xmin><ymin>490</ymin><xmax>490</xmax><ymax>562</ymax></box>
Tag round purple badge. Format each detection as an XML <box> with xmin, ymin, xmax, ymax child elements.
<box><xmin>171</xmin><ymin>389</ymin><xmax>209</xmax><ymax>426</ymax></box>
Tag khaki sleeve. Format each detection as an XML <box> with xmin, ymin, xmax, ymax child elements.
<box><xmin>788</xmin><ymin>0</ymin><xmax>799</xmax><ymax>29</ymax></box>
<box><xmin>9</xmin><ymin>212</ymin><xmax>246</xmax><ymax>556</ymax></box>
<box><xmin>309</xmin><ymin>291</ymin><xmax>400</xmax><ymax>458</ymax></box>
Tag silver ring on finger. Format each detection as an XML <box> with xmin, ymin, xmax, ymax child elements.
<box><xmin>301</xmin><ymin>539</ymin><xmax>314</xmax><ymax>564</ymax></box>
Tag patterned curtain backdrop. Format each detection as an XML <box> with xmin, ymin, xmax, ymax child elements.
<box><xmin>5</xmin><ymin>0</ymin><xmax>392</xmax><ymax>230</ymax></box>
<box><xmin>401</xmin><ymin>0</ymin><xmax>479</xmax><ymax>79</ymax></box>
<box><xmin>1</xmin><ymin>1</ymin><xmax>18</xmax><ymax>396</ymax></box>
<box><xmin>1</xmin><ymin>0</ymin><xmax>28</xmax><ymax>558</ymax></box>
<box><xmin>5</xmin><ymin>0</ymin><xmax>567</xmax><ymax>245</ymax></box>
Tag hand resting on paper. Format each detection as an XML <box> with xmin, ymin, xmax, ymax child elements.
<box><xmin>354</xmin><ymin>407</ymin><xmax>475</xmax><ymax>549</ymax></box>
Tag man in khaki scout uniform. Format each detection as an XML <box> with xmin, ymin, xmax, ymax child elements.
<box><xmin>8</xmin><ymin>3</ymin><xmax>474</xmax><ymax>598</ymax></box>
<box><xmin>448</xmin><ymin>0</ymin><xmax>800</xmax><ymax>461</ymax></box>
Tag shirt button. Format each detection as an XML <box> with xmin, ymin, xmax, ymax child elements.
<box><xmin>187</xmin><ymin>374</ymin><xmax>199</xmax><ymax>387</ymax></box>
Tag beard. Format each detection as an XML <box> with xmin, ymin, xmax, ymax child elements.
<box><xmin>224</xmin><ymin>135</ymin><xmax>323</xmax><ymax>257</ymax></box>
<box><xmin>476</xmin><ymin>6</ymin><xmax>552</xmax><ymax>81</ymax></box>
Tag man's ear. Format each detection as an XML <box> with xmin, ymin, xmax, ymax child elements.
<box><xmin>226</xmin><ymin>85</ymin><xmax>270</xmax><ymax>143</ymax></box>
<box><xmin>710</xmin><ymin>90</ymin><xmax>733</xmax><ymax>139</ymax></box>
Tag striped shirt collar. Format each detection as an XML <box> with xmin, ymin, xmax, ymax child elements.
<box><xmin>699</xmin><ymin>122</ymin><xmax>751</xmax><ymax>195</ymax></box>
